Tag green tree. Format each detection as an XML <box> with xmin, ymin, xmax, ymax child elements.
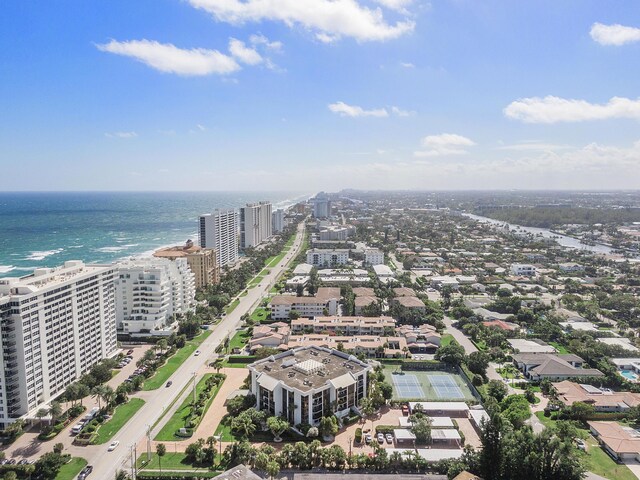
<box><xmin>319</xmin><ymin>416</ymin><xmax>339</xmax><ymax>440</ymax></box>
<box><xmin>267</xmin><ymin>416</ymin><xmax>289</xmax><ymax>442</ymax></box>
<box><xmin>33</xmin><ymin>452</ymin><xmax>66</xmax><ymax>480</ymax></box>
<box><xmin>52</xmin><ymin>442</ymin><xmax>64</xmax><ymax>454</ymax></box>
<box><xmin>412</xmin><ymin>416</ymin><xmax>432</xmax><ymax>444</ymax></box>
<box><xmin>487</xmin><ymin>379</ymin><xmax>508</xmax><ymax>402</ymax></box>
<box><xmin>435</xmin><ymin>342</ymin><xmax>466</xmax><ymax>366</ymax></box>
<box><xmin>266</xmin><ymin>460</ymin><xmax>280</xmax><ymax>480</ymax></box>
<box><xmin>466</xmin><ymin>351</ymin><xmax>490</xmax><ymax>376</ymax></box>
<box><xmin>49</xmin><ymin>401</ymin><xmax>62</xmax><ymax>425</ymax></box>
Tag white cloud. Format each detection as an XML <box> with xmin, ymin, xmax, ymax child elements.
<box><xmin>590</xmin><ymin>22</ymin><xmax>640</xmax><ymax>46</ymax></box>
<box><xmin>496</xmin><ymin>142</ymin><xmax>572</xmax><ymax>152</ymax></box>
<box><xmin>328</xmin><ymin>101</ymin><xmax>388</xmax><ymax>117</ymax></box>
<box><xmin>96</xmin><ymin>39</ymin><xmax>240</xmax><ymax>76</ymax></box>
<box><xmin>196</xmin><ymin>124</ymin><xmax>207</xmax><ymax>131</ymax></box>
<box><xmin>229</xmin><ymin>38</ymin><xmax>263</xmax><ymax>64</ymax></box>
<box><xmin>391</xmin><ymin>106</ymin><xmax>415</xmax><ymax>117</ymax></box>
<box><xmin>249</xmin><ymin>34</ymin><xmax>283</xmax><ymax>52</ymax></box>
<box><xmin>188</xmin><ymin>0</ymin><xmax>415</xmax><ymax>42</ymax></box>
<box><xmin>504</xmin><ymin>95</ymin><xmax>640</xmax><ymax>123</ymax></box>
<box><xmin>414</xmin><ymin>133</ymin><xmax>475</xmax><ymax>157</ymax></box>
<box><xmin>400</xmin><ymin>61</ymin><xmax>415</xmax><ymax>68</ymax></box>
<box><xmin>105</xmin><ymin>131</ymin><xmax>138</xmax><ymax>139</ymax></box>
<box><xmin>374</xmin><ymin>0</ymin><xmax>413</xmax><ymax>13</ymax></box>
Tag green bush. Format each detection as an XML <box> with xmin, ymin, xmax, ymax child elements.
<box><xmin>374</xmin><ymin>425</ymin><xmax>396</xmax><ymax>434</ymax></box>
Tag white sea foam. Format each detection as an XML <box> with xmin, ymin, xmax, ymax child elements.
<box><xmin>0</xmin><ymin>265</ymin><xmax>16</xmax><ymax>274</ymax></box>
<box><xmin>123</xmin><ymin>244</ymin><xmax>139</xmax><ymax>248</ymax></box>
<box><xmin>68</xmin><ymin>245</ymin><xmax>84</xmax><ymax>248</ymax></box>
<box><xmin>96</xmin><ymin>246</ymin><xmax>128</xmax><ymax>253</ymax></box>
<box><xmin>25</xmin><ymin>249</ymin><xmax>64</xmax><ymax>261</ymax></box>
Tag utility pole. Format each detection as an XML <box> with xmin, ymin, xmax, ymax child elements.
<box><xmin>146</xmin><ymin>425</ymin><xmax>151</xmax><ymax>461</ymax></box>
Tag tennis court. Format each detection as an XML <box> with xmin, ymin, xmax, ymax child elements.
<box><xmin>429</xmin><ymin>374</ymin><xmax>464</xmax><ymax>399</ymax></box>
<box><xmin>390</xmin><ymin>373</ymin><xmax>425</xmax><ymax>399</ymax></box>
<box><xmin>383</xmin><ymin>366</ymin><xmax>477</xmax><ymax>401</ymax></box>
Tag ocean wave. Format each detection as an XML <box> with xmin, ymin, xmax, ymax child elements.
<box><xmin>96</xmin><ymin>246</ymin><xmax>128</xmax><ymax>253</ymax></box>
<box><xmin>25</xmin><ymin>249</ymin><xmax>64</xmax><ymax>261</ymax></box>
<box><xmin>123</xmin><ymin>244</ymin><xmax>139</xmax><ymax>248</ymax></box>
<box><xmin>69</xmin><ymin>245</ymin><xmax>84</xmax><ymax>248</ymax></box>
<box><xmin>0</xmin><ymin>265</ymin><xmax>16</xmax><ymax>274</ymax></box>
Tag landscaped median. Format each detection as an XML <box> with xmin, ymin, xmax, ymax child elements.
<box><xmin>92</xmin><ymin>398</ymin><xmax>145</xmax><ymax>444</ymax></box>
<box><xmin>143</xmin><ymin>330</ymin><xmax>212</xmax><ymax>391</ymax></box>
<box><xmin>55</xmin><ymin>457</ymin><xmax>87</xmax><ymax>480</ymax></box>
<box><xmin>154</xmin><ymin>373</ymin><xmax>226</xmax><ymax>441</ymax></box>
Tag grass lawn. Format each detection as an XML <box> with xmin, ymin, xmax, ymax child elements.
<box><xmin>584</xmin><ymin>435</ymin><xmax>637</xmax><ymax>480</ymax></box>
<box><xmin>143</xmin><ymin>330</ymin><xmax>212</xmax><ymax>390</ymax></box>
<box><xmin>155</xmin><ymin>374</ymin><xmax>223</xmax><ymax>441</ymax></box>
<box><xmin>137</xmin><ymin>453</ymin><xmax>219</xmax><ymax>472</ymax></box>
<box><xmin>250</xmin><ymin>307</ymin><xmax>270</xmax><ymax>323</ymax></box>
<box><xmin>269</xmin><ymin>285</ymin><xmax>280</xmax><ymax>294</ymax></box>
<box><xmin>267</xmin><ymin>252</ymin><xmax>286</xmax><ymax>268</ymax></box>
<box><xmin>247</xmin><ymin>276</ymin><xmax>264</xmax><ymax>288</ymax></box>
<box><xmin>93</xmin><ymin>398</ymin><xmax>145</xmax><ymax>444</ymax></box>
<box><xmin>213</xmin><ymin>417</ymin><xmax>273</xmax><ymax>443</ymax></box>
<box><xmin>55</xmin><ymin>457</ymin><xmax>87</xmax><ymax>480</ymax></box>
<box><xmin>549</xmin><ymin>342</ymin><xmax>570</xmax><ymax>354</ymax></box>
<box><xmin>441</xmin><ymin>334</ymin><xmax>454</xmax><ymax>347</ymax></box>
<box><xmin>228</xmin><ymin>330</ymin><xmax>250</xmax><ymax>351</ymax></box>
<box><xmin>533</xmin><ymin>413</ymin><xmax>635</xmax><ymax>480</ymax></box>
<box><xmin>224</xmin><ymin>299</ymin><xmax>240</xmax><ymax>314</ymax></box>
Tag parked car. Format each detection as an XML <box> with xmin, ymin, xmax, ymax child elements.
<box><xmin>377</xmin><ymin>433</ymin><xmax>384</xmax><ymax>444</ymax></box>
<box><xmin>127</xmin><ymin>349</ymin><xmax>134</xmax><ymax>355</ymax></box>
<box><xmin>166</xmin><ymin>381</ymin><xmax>172</xmax><ymax>387</ymax></box>
<box><xmin>576</xmin><ymin>439</ymin><xmax>586</xmax><ymax>451</ymax></box>
<box><xmin>108</xmin><ymin>441</ymin><xmax>120</xmax><ymax>452</ymax></box>
<box><xmin>386</xmin><ymin>433</ymin><xmax>393</xmax><ymax>444</ymax></box>
<box><xmin>18</xmin><ymin>459</ymin><xmax>29</xmax><ymax>465</ymax></box>
<box><xmin>364</xmin><ymin>433</ymin><xmax>372</xmax><ymax>444</ymax></box>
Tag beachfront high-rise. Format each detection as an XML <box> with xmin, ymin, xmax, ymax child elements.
<box><xmin>113</xmin><ymin>257</ymin><xmax>196</xmax><ymax>335</ymax></box>
<box><xmin>272</xmin><ymin>208</ymin><xmax>285</xmax><ymax>234</ymax></box>
<box><xmin>0</xmin><ymin>261</ymin><xmax>118</xmax><ymax>429</ymax></box>
<box><xmin>198</xmin><ymin>209</ymin><xmax>239</xmax><ymax>267</ymax></box>
<box><xmin>312</xmin><ymin>192</ymin><xmax>332</xmax><ymax>219</ymax></box>
<box><xmin>240</xmin><ymin>201</ymin><xmax>272</xmax><ymax>249</ymax></box>
<box><xmin>153</xmin><ymin>240</ymin><xmax>219</xmax><ymax>289</ymax></box>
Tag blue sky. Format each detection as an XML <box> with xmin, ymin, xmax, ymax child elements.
<box><xmin>1</xmin><ymin>0</ymin><xmax>639</xmax><ymax>191</ymax></box>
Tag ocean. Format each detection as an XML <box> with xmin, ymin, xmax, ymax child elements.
<box><xmin>0</xmin><ymin>191</ymin><xmax>310</xmax><ymax>275</ymax></box>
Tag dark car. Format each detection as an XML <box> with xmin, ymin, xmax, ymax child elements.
<box><xmin>166</xmin><ymin>381</ymin><xmax>172</xmax><ymax>387</ymax></box>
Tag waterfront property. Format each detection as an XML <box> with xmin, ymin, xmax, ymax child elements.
<box><xmin>0</xmin><ymin>261</ymin><xmax>118</xmax><ymax>429</ymax></box>
<box><xmin>240</xmin><ymin>201</ymin><xmax>272</xmax><ymax>249</ymax></box>
<box><xmin>199</xmin><ymin>209</ymin><xmax>239</xmax><ymax>267</ymax></box>
<box><xmin>113</xmin><ymin>256</ymin><xmax>196</xmax><ymax>335</ymax></box>
<box><xmin>153</xmin><ymin>240</ymin><xmax>219</xmax><ymax>288</ymax></box>
<box><xmin>248</xmin><ymin>345</ymin><xmax>371</xmax><ymax>426</ymax></box>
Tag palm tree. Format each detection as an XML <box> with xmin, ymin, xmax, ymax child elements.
<box><xmin>100</xmin><ymin>386</ymin><xmax>116</xmax><ymax>411</ymax></box>
<box><xmin>156</xmin><ymin>444</ymin><xmax>166</xmax><ymax>474</ymax></box>
<box><xmin>49</xmin><ymin>401</ymin><xmax>62</xmax><ymax>425</ymax></box>
<box><xmin>206</xmin><ymin>436</ymin><xmax>217</xmax><ymax>466</ymax></box>
<box><xmin>35</xmin><ymin>408</ymin><xmax>49</xmax><ymax>430</ymax></box>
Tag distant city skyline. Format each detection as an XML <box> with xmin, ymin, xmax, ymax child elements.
<box><xmin>1</xmin><ymin>1</ymin><xmax>640</xmax><ymax>190</ymax></box>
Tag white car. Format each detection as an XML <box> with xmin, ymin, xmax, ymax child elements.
<box><xmin>194</xmin><ymin>350</ymin><xmax>201</xmax><ymax>356</ymax></box>
<box><xmin>108</xmin><ymin>441</ymin><xmax>120</xmax><ymax>452</ymax></box>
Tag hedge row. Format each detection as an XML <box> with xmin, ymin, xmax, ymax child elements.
<box><xmin>226</xmin><ymin>355</ymin><xmax>257</xmax><ymax>364</ymax></box>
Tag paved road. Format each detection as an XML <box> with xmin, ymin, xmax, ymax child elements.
<box><xmin>82</xmin><ymin>222</ymin><xmax>306</xmax><ymax>480</ymax></box>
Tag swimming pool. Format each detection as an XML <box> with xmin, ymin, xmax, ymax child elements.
<box><xmin>621</xmin><ymin>370</ymin><xmax>638</xmax><ymax>381</ymax></box>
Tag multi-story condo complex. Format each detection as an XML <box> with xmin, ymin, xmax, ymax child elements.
<box><xmin>240</xmin><ymin>201</ymin><xmax>272</xmax><ymax>249</ymax></box>
<box><xmin>272</xmin><ymin>209</ymin><xmax>285</xmax><ymax>234</ymax></box>
<box><xmin>0</xmin><ymin>261</ymin><xmax>118</xmax><ymax>429</ymax></box>
<box><xmin>248</xmin><ymin>346</ymin><xmax>371</xmax><ymax>426</ymax></box>
<box><xmin>364</xmin><ymin>248</ymin><xmax>385</xmax><ymax>266</ymax></box>
<box><xmin>199</xmin><ymin>209</ymin><xmax>238</xmax><ymax>267</ymax></box>
<box><xmin>291</xmin><ymin>315</ymin><xmax>396</xmax><ymax>335</ymax></box>
<box><xmin>318</xmin><ymin>225</ymin><xmax>355</xmax><ymax>241</ymax></box>
<box><xmin>113</xmin><ymin>257</ymin><xmax>195</xmax><ymax>335</ymax></box>
<box><xmin>306</xmin><ymin>249</ymin><xmax>349</xmax><ymax>267</ymax></box>
<box><xmin>270</xmin><ymin>287</ymin><xmax>340</xmax><ymax>320</ymax></box>
<box><xmin>312</xmin><ymin>192</ymin><xmax>332</xmax><ymax>219</ymax></box>
<box><xmin>153</xmin><ymin>240</ymin><xmax>219</xmax><ymax>289</ymax></box>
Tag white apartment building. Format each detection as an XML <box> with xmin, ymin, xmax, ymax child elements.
<box><xmin>0</xmin><ymin>261</ymin><xmax>118</xmax><ymax>428</ymax></box>
<box><xmin>270</xmin><ymin>287</ymin><xmax>340</xmax><ymax>320</ymax></box>
<box><xmin>272</xmin><ymin>209</ymin><xmax>285</xmax><ymax>234</ymax></box>
<box><xmin>248</xmin><ymin>346</ymin><xmax>371</xmax><ymax>425</ymax></box>
<box><xmin>312</xmin><ymin>192</ymin><xmax>332</xmax><ymax>219</ymax></box>
<box><xmin>510</xmin><ymin>263</ymin><xmax>537</xmax><ymax>276</ymax></box>
<box><xmin>240</xmin><ymin>201</ymin><xmax>272</xmax><ymax>249</ymax></box>
<box><xmin>306</xmin><ymin>249</ymin><xmax>349</xmax><ymax>267</ymax></box>
<box><xmin>318</xmin><ymin>226</ymin><xmax>355</xmax><ymax>241</ymax></box>
<box><xmin>199</xmin><ymin>209</ymin><xmax>239</xmax><ymax>267</ymax></box>
<box><xmin>113</xmin><ymin>257</ymin><xmax>195</xmax><ymax>335</ymax></box>
<box><xmin>364</xmin><ymin>248</ymin><xmax>385</xmax><ymax>266</ymax></box>
<box><xmin>291</xmin><ymin>316</ymin><xmax>396</xmax><ymax>335</ymax></box>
